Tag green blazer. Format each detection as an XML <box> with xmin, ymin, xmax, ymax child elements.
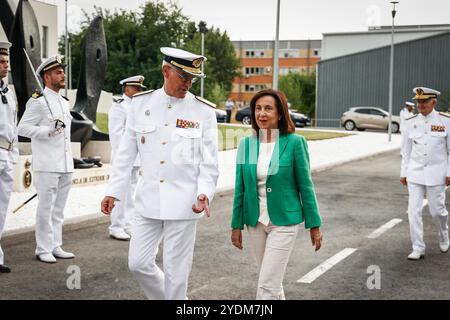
<box><xmin>231</xmin><ymin>133</ymin><xmax>322</xmax><ymax>230</ymax></box>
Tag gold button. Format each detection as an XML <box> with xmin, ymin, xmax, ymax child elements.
<box><xmin>168</xmin><ymin>105</ymin><xmax>172</xmax><ymax>109</ymax></box>
<box><xmin>160</xmin><ymin>160</ymin><xmax>165</xmax><ymax>164</ymax></box>
<box><xmin>141</xmin><ymin>136</ymin><xmax>146</xmax><ymax>144</ymax></box>
<box><xmin>160</xmin><ymin>179</ymin><xmax>164</xmax><ymax>183</ymax></box>
<box><xmin>164</xmin><ymin>123</ymin><xmax>169</xmax><ymax>126</ymax></box>
<box><xmin>162</xmin><ymin>141</ymin><xmax>167</xmax><ymax>145</ymax></box>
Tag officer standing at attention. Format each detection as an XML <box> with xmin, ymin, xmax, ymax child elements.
<box><xmin>18</xmin><ymin>55</ymin><xmax>75</xmax><ymax>263</ymax></box>
<box><xmin>0</xmin><ymin>41</ymin><xmax>18</xmax><ymax>273</ymax></box>
<box><xmin>108</xmin><ymin>75</ymin><xmax>146</xmax><ymax>241</ymax></box>
<box><xmin>400</xmin><ymin>87</ymin><xmax>450</xmax><ymax>260</ymax></box>
<box><xmin>400</xmin><ymin>101</ymin><xmax>415</xmax><ymax>132</ymax></box>
<box><xmin>101</xmin><ymin>47</ymin><xmax>219</xmax><ymax>300</ymax></box>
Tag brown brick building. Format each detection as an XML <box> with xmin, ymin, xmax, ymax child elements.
<box><xmin>230</xmin><ymin>40</ymin><xmax>321</xmax><ymax>107</ymax></box>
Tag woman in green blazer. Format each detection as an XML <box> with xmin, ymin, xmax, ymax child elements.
<box><xmin>231</xmin><ymin>89</ymin><xmax>323</xmax><ymax>300</ymax></box>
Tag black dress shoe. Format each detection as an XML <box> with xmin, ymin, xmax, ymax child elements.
<box><xmin>0</xmin><ymin>264</ymin><xmax>11</xmax><ymax>273</ymax></box>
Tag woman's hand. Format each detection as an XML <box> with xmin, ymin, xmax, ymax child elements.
<box><xmin>310</xmin><ymin>227</ymin><xmax>323</xmax><ymax>251</ymax></box>
<box><xmin>231</xmin><ymin>228</ymin><xmax>243</xmax><ymax>250</ymax></box>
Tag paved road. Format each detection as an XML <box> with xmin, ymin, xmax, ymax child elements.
<box><xmin>1</xmin><ymin>151</ymin><xmax>449</xmax><ymax>300</ymax></box>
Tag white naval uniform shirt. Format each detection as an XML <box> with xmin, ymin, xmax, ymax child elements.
<box><xmin>257</xmin><ymin>141</ymin><xmax>276</xmax><ymax>226</ymax></box>
<box><xmin>108</xmin><ymin>94</ymin><xmax>140</xmax><ymax>167</ymax></box>
<box><xmin>106</xmin><ymin>88</ymin><xmax>219</xmax><ymax>220</ymax></box>
<box><xmin>18</xmin><ymin>87</ymin><xmax>74</xmax><ymax>173</ymax></box>
<box><xmin>399</xmin><ymin>108</ymin><xmax>414</xmax><ymax>132</ymax></box>
<box><xmin>0</xmin><ymin>80</ymin><xmax>19</xmax><ymax>163</ymax></box>
<box><xmin>401</xmin><ymin>109</ymin><xmax>450</xmax><ymax>186</ymax></box>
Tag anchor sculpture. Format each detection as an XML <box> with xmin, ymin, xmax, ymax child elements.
<box><xmin>3</xmin><ymin>0</ymin><xmax>109</xmax><ymax>149</ymax></box>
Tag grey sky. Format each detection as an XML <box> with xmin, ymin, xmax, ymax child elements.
<box><xmin>43</xmin><ymin>0</ymin><xmax>450</xmax><ymax>40</ymax></box>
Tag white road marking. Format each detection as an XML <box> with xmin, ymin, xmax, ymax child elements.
<box><xmin>367</xmin><ymin>218</ymin><xmax>403</xmax><ymax>239</ymax></box>
<box><xmin>296</xmin><ymin>248</ymin><xmax>357</xmax><ymax>284</ymax></box>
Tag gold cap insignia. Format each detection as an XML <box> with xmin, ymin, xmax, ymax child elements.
<box><xmin>192</xmin><ymin>58</ymin><xmax>203</xmax><ymax>68</ymax></box>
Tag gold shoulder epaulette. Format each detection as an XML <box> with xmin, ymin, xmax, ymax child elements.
<box><xmin>133</xmin><ymin>89</ymin><xmax>154</xmax><ymax>98</ymax></box>
<box><xmin>439</xmin><ymin>112</ymin><xmax>450</xmax><ymax>118</ymax></box>
<box><xmin>406</xmin><ymin>114</ymin><xmax>418</xmax><ymax>120</ymax></box>
<box><xmin>31</xmin><ymin>91</ymin><xmax>42</xmax><ymax>99</ymax></box>
<box><xmin>195</xmin><ymin>95</ymin><xmax>216</xmax><ymax>108</ymax></box>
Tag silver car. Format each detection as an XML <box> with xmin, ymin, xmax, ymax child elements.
<box><xmin>341</xmin><ymin>106</ymin><xmax>401</xmax><ymax>133</ymax></box>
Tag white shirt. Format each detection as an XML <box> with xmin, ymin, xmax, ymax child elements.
<box><xmin>401</xmin><ymin>109</ymin><xmax>450</xmax><ymax>186</ymax></box>
<box><xmin>0</xmin><ymin>80</ymin><xmax>18</xmax><ymax>163</ymax></box>
<box><xmin>257</xmin><ymin>141</ymin><xmax>276</xmax><ymax>226</ymax></box>
<box><xmin>108</xmin><ymin>94</ymin><xmax>139</xmax><ymax>166</ymax></box>
<box><xmin>105</xmin><ymin>88</ymin><xmax>219</xmax><ymax>220</ymax></box>
<box><xmin>400</xmin><ymin>107</ymin><xmax>414</xmax><ymax>131</ymax></box>
<box><xmin>18</xmin><ymin>87</ymin><xmax>73</xmax><ymax>173</ymax></box>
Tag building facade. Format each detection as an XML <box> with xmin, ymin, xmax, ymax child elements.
<box><xmin>230</xmin><ymin>39</ymin><xmax>321</xmax><ymax>107</ymax></box>
<box><xmin>316</xmin><ymin>32</ymin><xmax>450</xmax><ymax>128</ymax></box>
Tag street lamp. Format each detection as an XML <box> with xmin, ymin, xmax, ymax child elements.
<box><xmin>388</xmin><ymin>1</ymin><xmax>398</xmax><ymax>142</ymax></box>
<box><xmin>272</xmin><ymin>0</ymin><xmax>281</xmax><ymax>90</ymax></box>
<box><xmin>198</xmin><ymin>21</ymin><xmax>207</xmax><ymax>98</ymax></box>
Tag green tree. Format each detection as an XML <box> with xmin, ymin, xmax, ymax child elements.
<box><xmin>439</xmin><ymin>89</ymin><xmax>450</xmax><ymax>112</ymax></box>
<box><xmin>60</xmin><ymin>2</ymin><xmax>239</xmax><ymax>102</ymax></box>
<box><xmin>279</xmin><ymin>71</ymin><xmax>316</xmax><ymax>118</ymax></box>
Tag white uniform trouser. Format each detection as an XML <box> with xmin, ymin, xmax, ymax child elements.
<box><xmin>407</xmin><ymin>182</ymin><xmax>449</xmax><ymax>253</ymax></box>
<box><xmin>34</xmin><ymin>172</ymin><xmax>72</xmax><ymax>256</ymax></box>
<box><xmin>0</xmin><ymin>160</ymin><xmax>14</xmax><ymax>265</ymax></box>
<box><xmin>109</xmin><ymin>167</ymin><xmax>139</xmax><ymax>234</ymax></box>
<box><xmin>128</xmin><ymin>215</ymin><xmax>197</xmax><ymax>300</ymax></box>
<box><xmin>246</xmin><ymin>222</ymin><xmax>299</xmax><ymax>300</ymax></box>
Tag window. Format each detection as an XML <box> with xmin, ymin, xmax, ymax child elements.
<box><xmin>314</xmin><ymin>49</ymin><xmax>319</xmax><ymax>56</ymax></box>
<box><xmin>245</xmin><ymin>67</ymin><xmax>266</xmax><ymax>76</ymax></box>
<box><xmin>42</xmin><ymin>26</ymin><xmax>48</xmax><ymax>58</ymax></box>
<box><xmin>245</xmin><ymin>50</ymin><xmax>264</xmax><ymax>58</ymax></box>
<box><xmin>354</xmin><ymin>109</ymin><xmax>370</xmax><ymax>114</ymax></box>
<box><xmin>370</xmin><ymin>109</ymin><xmax>385</xmax><ymax>116</ymax></box>
<box><xmin>244</xmin><ymin>84</ymin><xmax>268</xmax><ymax>92</ymax></box>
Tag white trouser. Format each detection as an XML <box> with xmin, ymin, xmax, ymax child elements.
<box><xmin>407</xmin><ymin>182</ymin><xmax>449</xmax><ymax>253</ymax></box>
<box><xmin>0</xmin><ymin>160</ymin><xmax>14</xmax><ymax>265</ymax></box>
<box><xmin>109</xmin><ymin>167</ymin><xmax>139</xmax><ymax>234</ymax></box>
<box><xmin>34</xmin><ymin>172</ymin><xmax>72</xmax><ymax>256</ymax></box>
<box><xmin>247</xmin><ymin>222</ymin><xmax>299</xmax><ymax>300</ymax></box>
<box><xmin>128</xmin><ymin>215</ymin><xmax>197</xmax><ymax>300</ymax></box>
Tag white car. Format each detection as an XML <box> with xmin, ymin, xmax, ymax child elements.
<box><xmin>341</xmin><ymin>106</ymin><xmax>401</xmax><ymax>133</ymax></box>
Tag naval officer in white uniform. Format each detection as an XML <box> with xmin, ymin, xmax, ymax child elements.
<box><xmin>400</xmin><ymin>87</ymin><xmax>450</xmax><ymax>260</ymax></box>
<box><xmin>18</xmin><ymin>55</ymin><xmax>75</xmax><ymax>263</ymax></box>
<box><xmin>101</xmin><ymin>47</ymin><xmax>219</xmax><ymax>300</ymax></box>
<box><xmin>400</xmin><ymin>101</ymin><xmax>415</xmax><ymax>132</ymax></box>
<box><xmin>0</xmin><ymin>41</ymin><xmax>18</xmax><ymax>273</ymax></box>
<box><xmin>108</xmin><ymin>75</ymin><xmax>146</xmax><ymax>241</ymax></box>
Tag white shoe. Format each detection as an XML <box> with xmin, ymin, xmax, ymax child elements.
<box><xmin>52</xmin><ymin>247</ymin><xmax>75</xmax><ymax>259</ymax></box>
<box><xmin>36</xmin><ymin>253</ymin><xmax>57</xmax><ymax>263</ymax></box>
<box><xmin>439</xmin><ymin>242</ymin><xmax>449</xmax><ymax>253</ymax></box>
<box><xmin>109</xmin><ymin>231</ymin><xmax>131</xmax><ymax>241</ymax></box>
<box><xmin>407</xmin><ymin>251</ymin><xmax>425</xmax><ymax>260</ymax></box>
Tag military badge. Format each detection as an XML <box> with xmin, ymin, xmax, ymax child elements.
<box><xmin>192</xmin><ymin>58</ymin><xmax>203</xmax><ymax>68</ymax></box>
<box><xmin>176</xmin><ymin>118</ymin><xmax>200</xmax><ymax>129</ymax></box>
<box><xmin>431</xmin><ymin>125</ymin><xmax>445</xmax><ymax>132</ymax></box>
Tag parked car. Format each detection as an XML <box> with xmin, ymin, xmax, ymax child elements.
<box><xmin>340</xmin><ymin>106</ymin><xmax>401</xmax><ymax>133</ymax></box>
<box><xmin>215</xmin><ymin>108</ymin><xmax>227</xmax><ymax>123</ymax></box>
<box><xmin>235</xmin><ymin>107</ymin><xmax>310</xmax><ymax>127</ymax></box>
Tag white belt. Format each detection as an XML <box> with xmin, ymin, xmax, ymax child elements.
<box><xmin>0</xmin><ymin>137</ymin><xmax>13</xmax><ymax>151</ymax></box>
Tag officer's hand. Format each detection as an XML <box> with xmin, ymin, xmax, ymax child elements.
<box><xmin>101</xmin><ymin>196</ymin><xmax>116</xmax><ymax>215</ymax></box>
<box><xmin>231</xmin><ymin>228</ymin><xmax>243</xmax><ymax>250</ymax></box>
<box><xmin>446</xmin><ymin>177</ymin><xmax>450</xmax><ymax>186</ymax></box>
<box><xmin>310</xmin><ymin>227</ymin><xmax>323</xmax><ymax>251</ymax></box>
<box><xmin>400</xmin><ymin>177</ymin><xmax>407</xmax><ymax>186</ymax></box>
<box><xmin>192</xmin><ymin>194</ymin><xmax>210</xmax><ymax>217</ymax></box>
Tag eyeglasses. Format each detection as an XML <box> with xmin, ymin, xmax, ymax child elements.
<box><xmin>169</xmin><ymin>66</ymin><xmax>198</xmax><ymax>84</ymax></box>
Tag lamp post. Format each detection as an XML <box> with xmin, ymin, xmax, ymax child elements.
<box><xmin>199</xmin><ymin>21</ymin><xmax>207</xmax><ymax>98</ymax></box>
<box><xmin>388</xmin><ymin>1</ymin><xmax>398</xmax><ymax>142</ymax></box>
<box><xmin>64</xmin><ymin>0</ymin><xmax>68</xmax><ymax>96</ymax></box>
<box><xmin>272</xmin><ymin>0</ymin><xmax>281</xmax><ymax>90</ymax></box>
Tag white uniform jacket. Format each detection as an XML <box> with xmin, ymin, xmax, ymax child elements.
<box><xmin>106</xmin><ymin>88</ymin><xmax>219</xmax><ymax>220</ymax></box>
<box><xmin>401</xmin><ymin>109</ymin><xmax>450</xmax><ymax>186</ymax></box>
<box><xmin>399</xmin><ymin>108</ymin><xmax>414</xmax><ymax>132</ymax></box>
<box><xmin>17</xmin><ymin>87</ymin><xmax>74</xmax><ymax>173</ymax></box>
<box><xmin>108</xmin><ymin>94</ymin><xmax>139</xmax><ymax>166</ymax></box>
<box><xmin>0</xmin><ymin>81</ymin><xmax>19</xmax><ymax>163</ymax></box>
